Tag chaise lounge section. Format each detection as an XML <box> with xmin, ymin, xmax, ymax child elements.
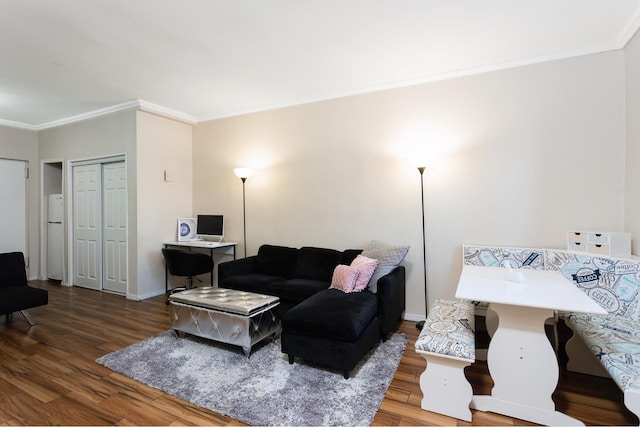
<box><xmin>218</xmin><ymin>241</ymin><xmax>408</xmax><ymax>377</ymax></box>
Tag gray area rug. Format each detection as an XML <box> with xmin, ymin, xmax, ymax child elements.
<box><xmin>96</xmin><ymin>331</ymin><xmax>408</xmax><ymax>426</ymax></box>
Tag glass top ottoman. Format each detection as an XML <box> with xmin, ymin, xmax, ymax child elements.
<box><xmin>169</xmin><ymin>287</ymin><xmax>280</xmax><ymax>356</ymax></box>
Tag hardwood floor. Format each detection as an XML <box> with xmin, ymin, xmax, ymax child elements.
<box><xmin>0</xmin><ymin>281</ymin><xmax>637</xmax><ymax>426</ymax></box>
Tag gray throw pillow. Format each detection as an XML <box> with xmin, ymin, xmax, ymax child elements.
<box><xmin>361</xmin><ymin>240</ymin><xmax>410</xmax><ymax>292</ymax></box>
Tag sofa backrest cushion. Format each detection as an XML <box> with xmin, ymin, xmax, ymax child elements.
<box><xmin>341</xmin><ymin>249</ymin><xmax>363</xmax><ymax>265</ymax></box>
<box><xmin>255</xmin><ymin>245</ymin><xmax>299</xmax><ymax>279</ymax></box>
<box><xmin>544</xmin><ymin>249</ymin><xmax>640</xmax><ymax>320</ymax></box>
<box><xmin>0</xmin><ymin>251</ymin><xmax>27</xmax><ymax>288</ymax></box>
<box><xmin>296</xmin><ymin>247</ymin><xmax>342</xmax><ymax>282</ymax></box>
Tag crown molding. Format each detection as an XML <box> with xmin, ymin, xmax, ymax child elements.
<box><xmin>615</xmin><ymin>6</ymin><xmax>640</xmax><ymax>49</ymax></box>
<box><xmin>33</xmin><ymin>100</ymin><xmax>141</xmax><ymax>130</ymax></box>
<box><xmin>137</xmin><ymin>100</ymin><xmax>197</xmax><ymax>125</ymax></box>
<box><xmin>0</xmin><ymin>118</ymin><xmax>38</xmax><ymax>131</ymax></box>
<box><xmin>0</xmin><ymin>100</ymin><xmax>197</xmax><ymax>131</ymax></box>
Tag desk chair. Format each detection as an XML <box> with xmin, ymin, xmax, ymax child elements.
<box><xmin>162</xmin><ymin>248</ymin><xmax>214</xmax><ymax>295</ymax></box>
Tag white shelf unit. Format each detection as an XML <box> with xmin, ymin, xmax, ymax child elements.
<box><xmin>567</xmin><ymin>231</ymin><xmax>631</xmax><ymax>258</ymax></box>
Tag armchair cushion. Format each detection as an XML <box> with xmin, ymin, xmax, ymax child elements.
<box><xmin>0</xmin><ymin>251</ymin><xmax>48</xmax><ymax>318</ymax></box>
<box><xmin>0</xmin><ymin>251</ymin><xmax>28</xmax><ymax>288</ymax></box>
<box><xmin>0</xmin><ymin>286</ymin><xmax>48</xmax><ymax>315</ymax></box>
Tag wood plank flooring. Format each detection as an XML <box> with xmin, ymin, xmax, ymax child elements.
<box><xmin>0</xmin><ymin>281</ymin><xmax>637</xmax><ymax>426</ymax></box>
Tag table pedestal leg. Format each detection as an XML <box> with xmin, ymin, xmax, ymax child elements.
<box><xmin>471</xmin><ymin>303</ymin><xmax>584</xmax><ymax>426</ymax></box>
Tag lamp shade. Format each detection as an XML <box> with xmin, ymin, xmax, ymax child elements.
<box><xmin>234</xmin><ymin>168</ymin><xmax>253</xmax><ymax>179</ymax></box>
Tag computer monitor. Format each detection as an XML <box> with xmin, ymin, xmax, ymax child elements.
<box><xmin>196</xmin><ymin>214</ymin><xmax>224</xmax><ymax>242</ymax></box>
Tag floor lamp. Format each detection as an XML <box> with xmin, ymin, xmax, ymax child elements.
<box><xmin>415</xmin><ymin>166</ymin><xmax>427</xmax><ymax>330</ymax></box>
<box><xmin>234</xmin><ymin>168</ymin><xmax>252</xmax><ymax>258</ymax></box>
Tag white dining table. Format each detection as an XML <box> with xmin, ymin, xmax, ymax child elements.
<box><xmin>455</xmin><ymin>265</ymin><xmax>607</xmax><ymax>426</ymax></box>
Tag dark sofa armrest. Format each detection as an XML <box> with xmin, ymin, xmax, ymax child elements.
<box><xmin>376</xmin><ymin>265</ymin><xmax>406</xmax><ymax>339</ymax></box>
<box><xmin>218</xmin><ymin>256</ymin><xmax>257</xmax><ymax>283</ymax></box>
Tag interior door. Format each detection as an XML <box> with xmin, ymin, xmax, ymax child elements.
<box><xmin>0</xmin><ymin>159</ymin><xmax>27</xmax><ymax>256</ymax></box>
<box><xmin>73</xmin><ymin>164</ymin><xmax>102</xmax><ymax>290</ymax></box>
<box><xmin>102</xmin><ymin>161</ymin><xmax>127</xmax><ymax>293</ymax></box>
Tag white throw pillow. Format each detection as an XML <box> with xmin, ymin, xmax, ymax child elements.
<box><xmin>361</xmin><ymin>240</ymin><xmax>409</xmax><ymax>293</ymax></box>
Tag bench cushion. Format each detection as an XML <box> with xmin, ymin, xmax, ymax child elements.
<box><xmin>415</xmin><ymin>299</ymin><xmax>475</xmax><ymax>360</ymax></box>
<box><xmin>545</xmin><ymin>250</ymin><xmax>640</xmax><ymax>320</ymax></box>
<box><xmin>567</xmin><ymin>312</ymin><xmax>640</xmax><ymax>393</ymax></box>
<box><xmin>462</xmin><ymin>245</ymin><xmax>545</xmax><ymax>310</ymax></box>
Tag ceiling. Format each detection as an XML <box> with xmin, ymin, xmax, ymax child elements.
<box><xmin>2</xmin><ymin>0</ymin><xmax>640</xmax><ymax>130</ymax></box>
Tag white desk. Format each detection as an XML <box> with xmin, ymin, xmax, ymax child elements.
<box><xmin>163</xmin><ymin>240</ymin><xmax>237</xmax><ymax>293</ymax></box>
<box><xmin>455</xmin><ymin>265</ymin><xmax>606</xmax><ymax>426</ymax></box>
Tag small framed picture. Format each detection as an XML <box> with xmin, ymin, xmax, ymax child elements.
<box><xmin>177</xmin><ymin>218</ymin><xmax>197</xmax><ymax>241</ymax></box>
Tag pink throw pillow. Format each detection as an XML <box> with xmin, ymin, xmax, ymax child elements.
<box><xmin>330</xmin><ymin>265</ymin><xmax>360</xmax><ymax>293</ymax></box>
<box><xmin>350</xmin><ymin>255</ymin><xmax>378</xmax><ymax>292</ymax></box>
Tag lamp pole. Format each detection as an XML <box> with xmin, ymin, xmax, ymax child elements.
<box><xmin>240</xmin><ymin>176</ymin><xmax>247</xmax><ymax>258</ymax></box>
<box><xmin>416</xmin><ymin>166</ymin><xmax>427</xmax><ymax>330</ymax></box>
<box><xmin>234</xmin><ymin>168</ymin><xmax>253</xmax><ymax>258</ymax></box>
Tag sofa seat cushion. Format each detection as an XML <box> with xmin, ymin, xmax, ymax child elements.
<box><xmin>282</xmin><ymin>289</ymin><xmax>378</xmax><ymax>342</ymax></box>
<box><xmin>267</xmin><ymin>278</ymin><xmax>329</xmax><ymax>303</ymax></box>
<box><xmin>295</xmin><ymin>247</ymin><xmax>342</xmax><ymax>282</ymax></box>
<box><xmin>0</xmin><ymin>285</ymin><xmax>48</xmax><ymax>314</ymax></box>
<box><xmin>220</xmin><ymin>274</ymin><xmax>285</xmax><ymax>295</ymax></box>
<box><xmin>567</xmin><ymin>312</ymin><xmax>640</xmax><ymax>393</ymax></box>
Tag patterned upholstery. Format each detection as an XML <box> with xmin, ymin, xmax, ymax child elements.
<box><xmin>566</xmin><ymin>312</ymin><xmax>640</xmax><ymax>393</ymax></box>
<box><xmin>544</xmin><ymin>249</ymin><xmax>640</xmax><ymax>320</ymax></box>
<box><xmin>462</xmin><ymin>245</ymin><xmax>545</xmax><ymax>308</ymax></box>
<box><xmin>415</xmin><ymin>299</ymin><xmax>475</xmax><ymax>360</ymax></box>
<box><xmin>461</xmin><ymin>244</ymin><xmax>640</xmax><ymax>416</ymax></box>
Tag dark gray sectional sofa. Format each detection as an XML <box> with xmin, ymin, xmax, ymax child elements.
<box><xmin>218</xmin><ymin>243</ymin><xmax>406</xmax><ymax>378</ymax></box>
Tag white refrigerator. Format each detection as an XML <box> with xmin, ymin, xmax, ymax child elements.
<box><xmin>47</xmin><ymin>193</ymin><xmax>63</xmax><ymax>280</ymax></box>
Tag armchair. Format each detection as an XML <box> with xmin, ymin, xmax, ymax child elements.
<box><xmin>0</xmin><ymin>252</ymin><xmax>48</xmax><ymax>326</ymax></box>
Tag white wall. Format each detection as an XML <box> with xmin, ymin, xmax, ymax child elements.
<box><xmin>0</xmin><ymin>126</ymin><xmax>39</xmax><ymax>279</ymax></box>
<box><xmin>626</xmin><ymin>30</ymin><xmax>640</xmax><ymax>254</ymax></box>
<box><xmin>136</xmin><ymin>111</ymin><xmax>193</xmax><ymax>299</ymax></box>
<box><xmin>38</xmin><ymin>110</ymin><xmax>138</xmax><ymax>294</ymax></box>
<box><xmin>193</xmin><ymin>51</ymin><xmax>626</xmax><ymax>321</ymax></box>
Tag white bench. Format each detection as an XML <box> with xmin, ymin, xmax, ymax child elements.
<box><xmin>415</xmin><ymin>299</ymin><xmax>475</xmax><ymax>421</ymax></box>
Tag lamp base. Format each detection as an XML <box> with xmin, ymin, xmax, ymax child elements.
<box><xmin>416</xmin><ymin>320</ymin><xmax>425</xmax><ymax>330</ymax></box>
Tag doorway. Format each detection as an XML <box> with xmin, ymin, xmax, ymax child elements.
<box><xmin>41</xmin><ymin>160</ymin><xmax>63</xmax><ymax>281</ymax></box>
<box><xmin>0</xmin><ymin>158</ymin><xmax>28</xmax><ymax>256</ymax></box>
<box><xmin>72</xmin><ymin>158</ymin><xmax>127</xmax><ymax>294</ymax></box>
